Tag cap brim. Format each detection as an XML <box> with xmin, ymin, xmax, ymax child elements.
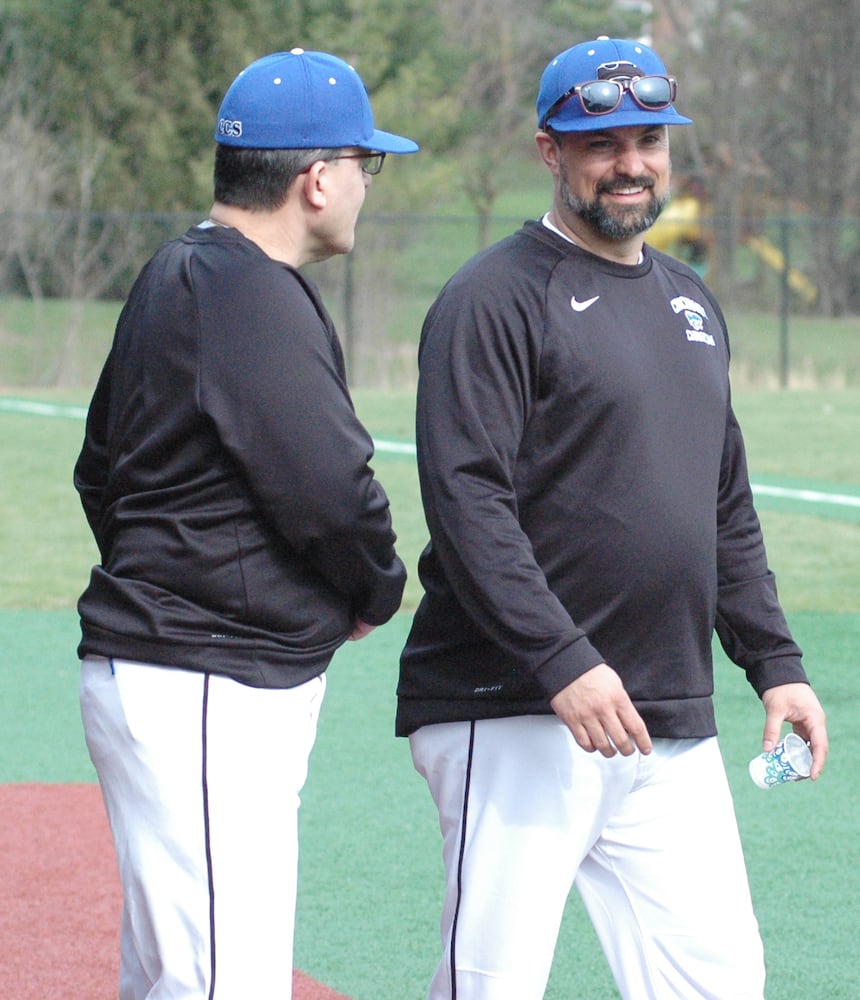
<box><xmin>362</xmin><ymin>128</ymin><xmax>419</xmax><ymax>154</ymax></box>
<box><xmin>547</xmin><ymin>106</ymin><xmax>693</xmax><ymax>132</ymax></box>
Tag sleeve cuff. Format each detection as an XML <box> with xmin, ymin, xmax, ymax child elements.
<box><xmin>533</xmin><ymin>635</ymin><xmax>606</xmax><ymax>699</ymax></box>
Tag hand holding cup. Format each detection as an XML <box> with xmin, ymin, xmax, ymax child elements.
<box><xmin>749</xmin><ymin>732</ymin><xmax>812</xmax><ymax>789</ymax></box>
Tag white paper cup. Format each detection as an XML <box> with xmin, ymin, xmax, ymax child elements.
<box><xmin>749</xmin><ymin>732</ymin><xmax>812</xmax><ymax>789</ymax></box>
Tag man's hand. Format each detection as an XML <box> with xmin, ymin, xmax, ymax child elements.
<box><xmin>348</xmin><ymin>620</ymin><xmax>375</xmax><ymax>641</ymax></box>
<box><xmin>550</xmin><ymin>663</ymin><xmax>652</xmax><ymax>757</ymax></box>
<box><xmin>761</xmin><ymin>683</ymin><xmax>828</xmax><ymax>780</ymax></box>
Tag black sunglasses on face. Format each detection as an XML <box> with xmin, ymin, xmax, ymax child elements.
<box><xmin>541</xmin><ymin>74</ymin><xmax>677</xmax><ymax>128</ymax></box>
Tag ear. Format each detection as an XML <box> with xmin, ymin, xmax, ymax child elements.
<box><xmin>535</xmin><ymin>130</ymin><xmax>562</xmax><ymax>176</ymax></box>
<box><xmin>300</xmin><ymin>160</ymin><xmax>328</xmax><ymax>209</ymax></box>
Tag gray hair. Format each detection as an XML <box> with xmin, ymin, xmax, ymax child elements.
<box><xmin>213</xmin><ymin>145</ymin><xmax>342</xmax><ymax>211</ymax></box>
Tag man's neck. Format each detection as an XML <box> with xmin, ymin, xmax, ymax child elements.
<box><xmin>207</xmin><ymin>202</ymin><xmax>307</xmax><ymax>267</ymax></box>
<box><xmin>545</xmin><ymin>210</ymin><xmax>644</xmax><ymax>266</ymax></box>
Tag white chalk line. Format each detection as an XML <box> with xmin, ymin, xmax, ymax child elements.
<box><xmin>3</xmin><ymin>398</ymin><xmax>858</xmax><ymax>510</ymax></box>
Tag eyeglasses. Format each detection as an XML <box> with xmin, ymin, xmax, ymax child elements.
<box><xmin>329</xmin><ymin>152</ymin><xmax>386</xmax><ymax>175</ymax></box>
<box><xmin>541</xmin><ymin>75</ymin><xmax>677</xmax><ymax>127</ymax></box>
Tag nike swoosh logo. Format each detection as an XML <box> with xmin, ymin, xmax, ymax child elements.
<box><xmin>570</xmin><ymin>294</ymin><xmax>600</xmax><ymax>312</ymax></box>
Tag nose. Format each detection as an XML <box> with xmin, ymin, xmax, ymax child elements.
<box><xmin>614</xmin><ymin>142</ymin><xmax>647</xmax><ymax>176</ymax></box>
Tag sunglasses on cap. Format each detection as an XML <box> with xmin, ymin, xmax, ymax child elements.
<box><xmin>541</xmin><ymin>74</ymin><xmax>677</xmax><ymax>127</ymax></box>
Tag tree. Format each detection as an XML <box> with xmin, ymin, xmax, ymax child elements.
<box><xmin>16</xmin><ymin>0</ymin><xmax>436</xmax><ymax>213</ymax></box>
<box><xmin>656</xmin><ymin>0</ymin><xmax>860</xmax><ymax>315</ymax></box>
<box><xmin>0</xmin><ymin>23</ymin><xmax>143</xmax><ymax>382</ymax></box>
<box><xmin>0</xmin><ymin>26</ymin><xmax>66</xmax><ymax>378</ymax></box>
<box><xmin>13</xmin><ymin>1</ymin><xmax>308</xmax><ymax>210</ymax></box>
<box><xmin>12</xmin><ymin>0</ymin><xmax>857</xmax><ymax>320</ymax></box>
<box><xmin>413</xmin><ymin>0</ymin><xmax>646</xmax><ymax>245</ymax></box>
<box><xmin>47</xmin><ymin>138</ymin><xmax>144</xmax><ymax>384</ymax></box>
<box><xmin>745</xmin><ymin>0</ymin><xmax>859</xmax><ymax>315</ymax></box>
<box><xmin>7</xmin><ymin>0</ymin><xmax>647</xmax><ymax>224</ymax></box>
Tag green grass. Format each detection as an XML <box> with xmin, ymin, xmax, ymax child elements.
<box><xmin>728</xmin><ymin>312</ymin><xmax>860</xmax><ymax>387</ymax></box>
<box><xmin>2</xmin><ymin>258</ymin><xmax>859</xmax><ymax>390</ymax></box>
<box><xmin>4</xmin><ymin>608</ymin><xmax>857</xmax><ymax>998</ymax></box>
<box><xmin>733</xmin><ymin>390</ymin><xmax>860</xmax><ymax>482</ymax></box>
<box><xmin>296</xmin><ymin>613</ymin><xmax>857</xmax><ymax>1000</ymax></box>
<box><xmin>0</xmin><ymin>401</ymin><xmax>100</xmax><ymax>609</ymax></box>
<box><xmin>0</xmin><ymin>296</ymin><xmax>120</xmax><ymax>388</ymax></box>
<box><xmin>2</xmin><ymin>386</ymin><xmax>857</xmax><ymax>615</ymax></box>
<box><xmin>1</xmin><ymin>384</ymin><xmax>857</xmax><ymax>998</ymax></box>
<box><xmin>730</xmin><ymin>390</ymin><xmax>860</xmax><ymax>614</ymax></box>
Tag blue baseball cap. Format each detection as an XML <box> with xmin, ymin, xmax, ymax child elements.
<box><xmin>215</xmin><ymin>49</ymin><xmax>419</xmax><ymax>154</ymax></box>
<box><xmin>537</xmin><ymin>37</ymin><xmax>693</xmax><ymax>132</ymax></box>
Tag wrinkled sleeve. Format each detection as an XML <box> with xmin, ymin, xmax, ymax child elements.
<box><xmin>415</xmin><ymin>276</ymin><xmax>604</xmax><ymax>695</ymax></box>
<box><xmin>73</xmin><ymin>351</ymin><xmax>114</xmax><ymax>554</ymax></box>
<box><xmin>197</xmin><ymin>265</ymin><xmax>406</xmax><ymax>625</ymax></box>
<box><xmin>714</xmin><ymin>402</ymin><xmax>809</xmax><ymax>694</ymax></box>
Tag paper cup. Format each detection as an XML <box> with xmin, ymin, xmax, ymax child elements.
<box><xmin>749</xmin><ymin>732</ymin><xmax>812</xmax><ymax>789</ymax></box>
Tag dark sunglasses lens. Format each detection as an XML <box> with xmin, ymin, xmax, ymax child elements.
<box><xmin>632</xmin><ymin>76</ymin><xmax>673</xmax><ymax>108</ymax></box>
<box><xmin>579</xmin><ymin>81</ymin><xmax>622</xmax><ymax>114</ymax></box>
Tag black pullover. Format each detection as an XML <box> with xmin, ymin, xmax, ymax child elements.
<box><xmin>397</xmin><ymin>221</ymin><xmax>807</xmax><ymax>737</ymax></box>
<box><xmin>76</xmin><ymin>225</ymin><xmax>406</xmax><ymax>688</ymax></box>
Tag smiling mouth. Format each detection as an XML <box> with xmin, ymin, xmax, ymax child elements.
<box><xmin>602</xmin><ymin>183</ymin><xmax>652</xmax><ymax>197</ymax></box>
<box><xmin>604</xmin><ymin>185</ymin><xmax>650</xmax><ymax>198</ymax></box>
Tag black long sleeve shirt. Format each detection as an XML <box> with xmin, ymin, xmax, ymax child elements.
<box><xmin>76</xmin><ymin>224</ymin><xmax>406</xmax><ymax>688</ymax></box>
<box><xmin>396</xmin><ymin>221</ymin><xmax>806</xmax><ymax>737</ymax></box>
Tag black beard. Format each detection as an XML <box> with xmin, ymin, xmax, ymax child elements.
<box><xmin>560</xmin><ymin>174</ymin><xmax>669</xmax><ymax>240</ymax></box>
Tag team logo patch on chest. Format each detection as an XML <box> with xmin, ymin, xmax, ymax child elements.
<box><xmin>670</xmin><ymin>295</ymin><xmax>716</xmax><ymax>347</ymax></box>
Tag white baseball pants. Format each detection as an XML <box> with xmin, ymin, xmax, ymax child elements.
<box><xmin>410</xmin><ymin>716</ymin><xmax>766</xmax><ymax>1000</ymax></box>
<box><xmin>80</xmin><ymin>655</ymin><xmax>325</xmax><ymax>1000</ymax></box>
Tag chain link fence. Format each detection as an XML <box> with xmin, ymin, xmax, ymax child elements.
<box><xmin>1</xmin><ymin>211</ymin><xmax>858</xmax><ymax>389</ymax></box>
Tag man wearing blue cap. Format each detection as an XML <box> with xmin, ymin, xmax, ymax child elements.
<box><xmin>398</xmin><ymin>37</ymin><xmax>827</xmax><ymax>998</ymax></box>
<box><xmin>75</xmin><ymin>49</ymin><xmax>416</xmax><ymax>998</ymax></box>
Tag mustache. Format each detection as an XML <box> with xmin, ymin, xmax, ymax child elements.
<box><xmin>597</xmin><ymin>177</ymin><xmax>655</xmax><ymax>194</ymax></box>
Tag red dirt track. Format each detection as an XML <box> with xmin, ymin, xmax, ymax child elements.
<box><xmin>0</xmin><ymin>784</ymin><xmax>349</xmax><ymax>999</ymax></box>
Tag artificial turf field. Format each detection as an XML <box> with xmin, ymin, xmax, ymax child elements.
<box><xmin>2</xmin><ymin>609</ymin><xmax>858</xmax><ymax>998</ymax></box>
<box><xmin>1</xmin><ymin>389</ymin><xmax>858</xmax><ymax>997</ymax></box>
